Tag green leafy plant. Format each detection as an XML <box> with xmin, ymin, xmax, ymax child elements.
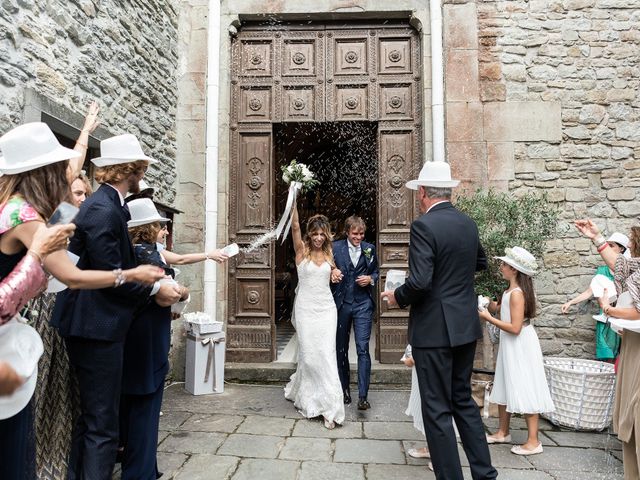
<box><xmin>456</xmin><ymin>189</ymin><xmax>559</xmax><ymax>298</ymax></box>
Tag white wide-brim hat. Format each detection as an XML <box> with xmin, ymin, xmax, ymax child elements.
<box><xmin>406</xmin><ymin>161</ymin><xmax>460</xmax><ymax>190</ymax></box>
<box><xmin>607</xmin><ymin>232</ymin><xmax>629</xmax><ymax>249</ymax></box>
<box><xmin>127</xmin><ymin>198</ymin><xmax>170</xmax><ymax>228</ymax></box>
<box><xmin>92</xmin><ymin>134</ymin><xmax>158</xmax><ymax>167</ymax></box>
<box><xmin>0</xmin><ymin>321</ymin><xmax>44</xmax><ymax>420</ymax></box>
<box><xmin>495</xmin><ymin>246</ymin><xmax>538</xmax><ymax>276</ymax></box>
<box><xmin>590</xmin><ymin>274</ymin><xmax>617</xmax><ymax>302</ymax></box>
<box><xmin>0</xmin><ymin>122</ymin><xmax>81</xmax><ymax>175</ymax></box>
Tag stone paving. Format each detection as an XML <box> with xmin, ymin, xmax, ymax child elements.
<box><xmin>124</xmin><ymin>383</ymin><xmax>624</xmax><ymax>480</ymax></box>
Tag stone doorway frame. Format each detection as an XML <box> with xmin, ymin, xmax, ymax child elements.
<box><xmin>223</xmin><ymin>15</ymin><xmax>429</xmax><ymax>363</ymax></box>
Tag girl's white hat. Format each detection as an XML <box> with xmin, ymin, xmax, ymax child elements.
<box><xmin>495</xmin><ymin>246</ymin><xmax>538</xmax><ymax>276</ymax></box>
<box><xmin>607</xmin><ymin>232</ymin><xmax>629</xmax><ymax>249</ymax></box>
<box><xmin>405</xmin><ymin>161</ymin><xmax>460</xmax><ymax>189</ymax></box>
<box><xmin>0</xmin><ymin>122</ymin><xmax>81</xmax><ymax>175</ymax></box>
<box><xmin>92</xmin><ymin>134</ymin><xmax>157</xmax><ymax>167</ymax></box>
<box><xmin>127</xmin><ymin>198</ymin><xmax>170</xmax><ymax>228</ymax></box>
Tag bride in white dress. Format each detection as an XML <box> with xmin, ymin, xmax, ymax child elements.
<box><xmin>284</xmin><ymin>200</ymin><xmax>345</xmax><ymax>429</ymax></box>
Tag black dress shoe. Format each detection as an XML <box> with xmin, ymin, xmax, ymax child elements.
<box><xmin>357</xmin><ymin>398</ymin><xmax>371</xmax><ymax>410</ymax></box>
<box><xmin>343</xmin><ymin>390</ymin><xmax>352</xmax><ymax>405</ymax></box>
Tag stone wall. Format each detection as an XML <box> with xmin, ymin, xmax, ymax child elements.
<box><xmin>444</xmin><ymin>0</ymin><xmax>640</xmax><ymax>358</ymax></box>
<box><xmin>0</xmin><ymin>0</ymin><xmax>178</xmax><ymax>203</ymax></box>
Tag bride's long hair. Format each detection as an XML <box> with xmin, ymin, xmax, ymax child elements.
<box><xmin>304</xmin><ymin>214</ymin><xmax>335</xmax><ymax>267</ymax></box>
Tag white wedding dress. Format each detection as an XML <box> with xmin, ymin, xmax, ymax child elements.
<box><xmin>284</xmin><ymin>260</ymin><xmax>345</xmax><ymax>424</ymax></box>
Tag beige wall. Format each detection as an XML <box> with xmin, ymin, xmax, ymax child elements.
<box><xmin>443</xmin><ymin>0</ymin><xmax>640</xmax><ymax>358</ymax></box>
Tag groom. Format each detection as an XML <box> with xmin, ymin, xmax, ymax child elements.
<box><xmin>331</xmin><ymin>216</ymin><xmax>379</xmax><ymax>410</ymax></box>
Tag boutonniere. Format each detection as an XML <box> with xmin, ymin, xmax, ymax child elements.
<box><xmin>363</xmin><ymin>247</ymin><xmax>372</xmax><ymax>260</ymax></box>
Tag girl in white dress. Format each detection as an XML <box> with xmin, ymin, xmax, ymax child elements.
<box><xmin>284</xmin><ymin>200</ymin><xmax>345</xmax><ymax>429</ymax></box>
<box><xmin>478</xmin><ymin>246</ymin><xmax>554</xmax><ymax>456</ymax></box>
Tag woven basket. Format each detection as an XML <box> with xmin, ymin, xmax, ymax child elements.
<box><xmin>543</xmin><ymin>357</ymin><xmax>616</xmax><ymax>431</ymax></box>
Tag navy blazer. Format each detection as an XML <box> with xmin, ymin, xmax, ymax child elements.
<box><xmin>331</xmin><ymin>238</ymin><xmax>379</xmax><ymax>311</ymax></box>
<box><xmin>51</xmin><ymin>184</ymin><xmax>152</xmax><ymax>342</ymax></box>
<box><xmin>394</xmin><ymin>202</ymin><xmax>487</xmax><ymax>349</ymax></box>
<box><xmin>122</xmin><ymin>243</ymin><xmax>172</xmax><ymax>395</ymax></box>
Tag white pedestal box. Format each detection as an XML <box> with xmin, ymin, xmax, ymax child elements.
<box><xmin>185</xmin><ymin>331</ymin><xmax>225</xmax><ymax>395</ymax></box>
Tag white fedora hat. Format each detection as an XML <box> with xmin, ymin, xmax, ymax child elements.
<box><xmin>127</xmin><ymin>198</ymin><xmax>170</xmax><ymax>228</ymax></box>
<box><xmin>0</xmin><ymin>321</ymin><xmax>44</xmax><ymax>420</ymax></box>
<box><xmin>406</xmin><ymin>161</ymin><xmax>460</xmax><ymax>190</ymax></box>
<box><xmin>0</xmin><ymin>122</ymin><xmax>80</xmax><ymax>175</ymax></box>
<box><xmin>92</xmin><ymin>134</ymin><xmax>157</xmax><ymax>167</ymax></box>
<box><xmin>495</xmin><ymin>246</ymin><xmax>538</xmax><ymax>276</ymax></box>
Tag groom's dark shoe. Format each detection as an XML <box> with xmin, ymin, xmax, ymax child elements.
<box><xmin>357</xmin><ymin>398</ymin><xmax>371</xmax><ymax>410</ymax></box>
<box><xmin>343</xmin><ymin>389</ymin><xmax>352</xmax><ymax>405</ymax></box>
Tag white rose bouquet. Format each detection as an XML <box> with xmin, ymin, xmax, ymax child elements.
<box><xmin>281</xmin><ymin>160</ymin><xmax>319</xmax><ymax>193</ymax></box>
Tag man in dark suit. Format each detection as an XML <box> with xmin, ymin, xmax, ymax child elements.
<box><xmin>382</xmin><ymin>161</ymin><xmax>497</xmax><ymax>480</ymax></box>
<box><xmin>51</xmin><ymin>134</ymin><xmax>181</xmax><ymax>480</ymax></box>
<box><xmin>331</xmin><ymin>216</ymin><xmax>379</xmax><ymax>409</ymax></box>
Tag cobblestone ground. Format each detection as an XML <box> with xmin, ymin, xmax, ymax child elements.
<box><xmin>117</xmin><ymin>383</ymin><xmax>623</xmax><ymax>479</ymax></box>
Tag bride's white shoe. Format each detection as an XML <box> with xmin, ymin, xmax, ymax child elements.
<box><xmin>323</xmin><ymin>418</ymin><xmax>336</xmax><ymax>429</ymax></box>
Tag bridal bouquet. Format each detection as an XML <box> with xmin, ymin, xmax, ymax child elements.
<box><xmin>281</xmin><ymin>160</ymin><xmax>319</xmax><ymax>193</ymax></box>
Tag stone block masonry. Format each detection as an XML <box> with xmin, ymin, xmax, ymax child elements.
<box><xmin>444</xmin><ymin>0</ymin><xmax>640</xmax><ymax>359</ymax></box>
<box><xmin>0</xmin><ymin>0</ymin><xmax>179</xmax><ymax>205</ymax></box>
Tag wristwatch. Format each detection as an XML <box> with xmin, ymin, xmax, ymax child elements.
<box><xmin>370</xmin><ymin>277</ymin><xmax>375</xmax><ymax>286</ymax></box>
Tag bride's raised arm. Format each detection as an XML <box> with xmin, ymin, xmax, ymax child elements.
<box><xmin>292</xmin><ymin>199</ymin><xmax>305</xmax><ymax>264</ymax></box>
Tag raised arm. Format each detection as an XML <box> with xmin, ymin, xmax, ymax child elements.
<box><xmin>292</xmin><ymin>199</ymin><xmax>305</xmax><ymax>264</ymax></box>
<box><xmin>574</xmin><ymin>219</ymin><xmax>618</xmax><ymax>270</ymax></box>
<box><xmin>162</xmin><ymin>249</ymin><xmax>228</xmax><ymax>265</ymax></box>
<box><xmin>67</xmin><ymin>101</ymin><xmax>100</xmax><ymax>182</ymax></box>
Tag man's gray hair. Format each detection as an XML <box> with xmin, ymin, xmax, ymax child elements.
<box><xmin>421</xmin><ymin>186</ymin><xmax>452</xmax><ymax>199</ymax></box>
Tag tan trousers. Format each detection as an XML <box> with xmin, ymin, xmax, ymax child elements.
<box><xmin>623</xmin><ymin>430</ymin><xmax>640</xmax><ymax>480</ymax></box>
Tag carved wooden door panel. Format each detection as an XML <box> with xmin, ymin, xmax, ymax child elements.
<box><xmin>374</xmin><ymin>28</ymin><xmax>422</xmax><ymax>363</ymax></box>
<box><xmin>228</xmin><ymin>31</ymin><xmax>277</xmax><ymax>362</ymax></box>
<box><xmin>278</xmin><ymin>31</ymin><xmax>325</xmax><ymax>122</ymax></box>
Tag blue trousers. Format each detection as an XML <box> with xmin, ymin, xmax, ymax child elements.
<box><xmin>336</xmin><ymin>301</ymin><xmax>373</xmax><ymax>399</ymax></box>
<box><xmin>120</xmin><ymin>382</ymin><xmax>164</xmax><ymax>480</ymax></box>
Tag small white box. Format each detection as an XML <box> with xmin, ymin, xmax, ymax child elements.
<box><xmin>183</xmin><ymin>312</ymin><xmax>223</xmax><ymax>335</ymax></box>
<box><xmin>185</xmin><ymin>331</ymin><xmax>225</xmax><ymax>395</ymax></box>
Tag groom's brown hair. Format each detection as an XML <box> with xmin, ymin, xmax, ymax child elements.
<box><xmin>344</xmin><ymin>215</ymin><xmax>366</xmax><ymax>234</ymax></box>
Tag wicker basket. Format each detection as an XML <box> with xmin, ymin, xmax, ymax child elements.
<box><xmin>543</xmin><ymin>357</ymin><xmax>616</xmax><ymax>431</ymax></box>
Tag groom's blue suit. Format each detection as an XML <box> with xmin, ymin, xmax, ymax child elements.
<box><xmin>331</xmin><ymin>238</ymin><xmax>379</xmax><ymax>401</ymax></box>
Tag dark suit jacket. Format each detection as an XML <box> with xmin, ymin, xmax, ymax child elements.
<box><xmin>331</xmin><ymin>239</ymin><xmax>379</xmax><ymax>311</ymax></box>
<box><xmin>394</xmin><ymin>202</ymin><xmax>487</xmax><ymax>348</ymax></box>
<box><xmin>51</xmin><ymin>184</ymin><xmax>152</xmax><ymax>342</ymax></box>
<box><xmin>122</xmin><ymin>243</ymin><xmax>172</xmax><ymax>395</ymax></box>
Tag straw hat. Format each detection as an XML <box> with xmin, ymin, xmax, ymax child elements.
<box><xmin>495</xmin><ymin>246</ymin><xmax>538</xmax><ymax>276</ymax></box>
<box><xmin>127</xmin><ymin>198</ymin><xmax>170</xmax><ymax>228</ymax></box>
<box><xmin>0</xmin><ymin>122</ymin><xmax>80</xmax><ymax>175</ymax></box>
<box><xmin>406</xmin><ymin>161</ymin><xmax>460</xmax><ymax>190</ymax></box>
<box><xmin>91</xmin><ymin>134</ymin><xmax>157</xmax><ymax>167</ymax></box>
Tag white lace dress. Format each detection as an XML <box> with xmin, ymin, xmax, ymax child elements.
<box><xmin>489</xmin><ymin>288</ymin><xmax>555</xmax><ymax>414</ymax></box>
<box><xmin>284</xmin><ymin>260</ymin><xmax>345</xmax><ymax>424</ymax></box>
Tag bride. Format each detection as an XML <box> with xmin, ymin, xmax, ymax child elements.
<box><xmin>284</xmin><ymin>199</ymin><xmax>345</xmax><ymax>429</ymax></box>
